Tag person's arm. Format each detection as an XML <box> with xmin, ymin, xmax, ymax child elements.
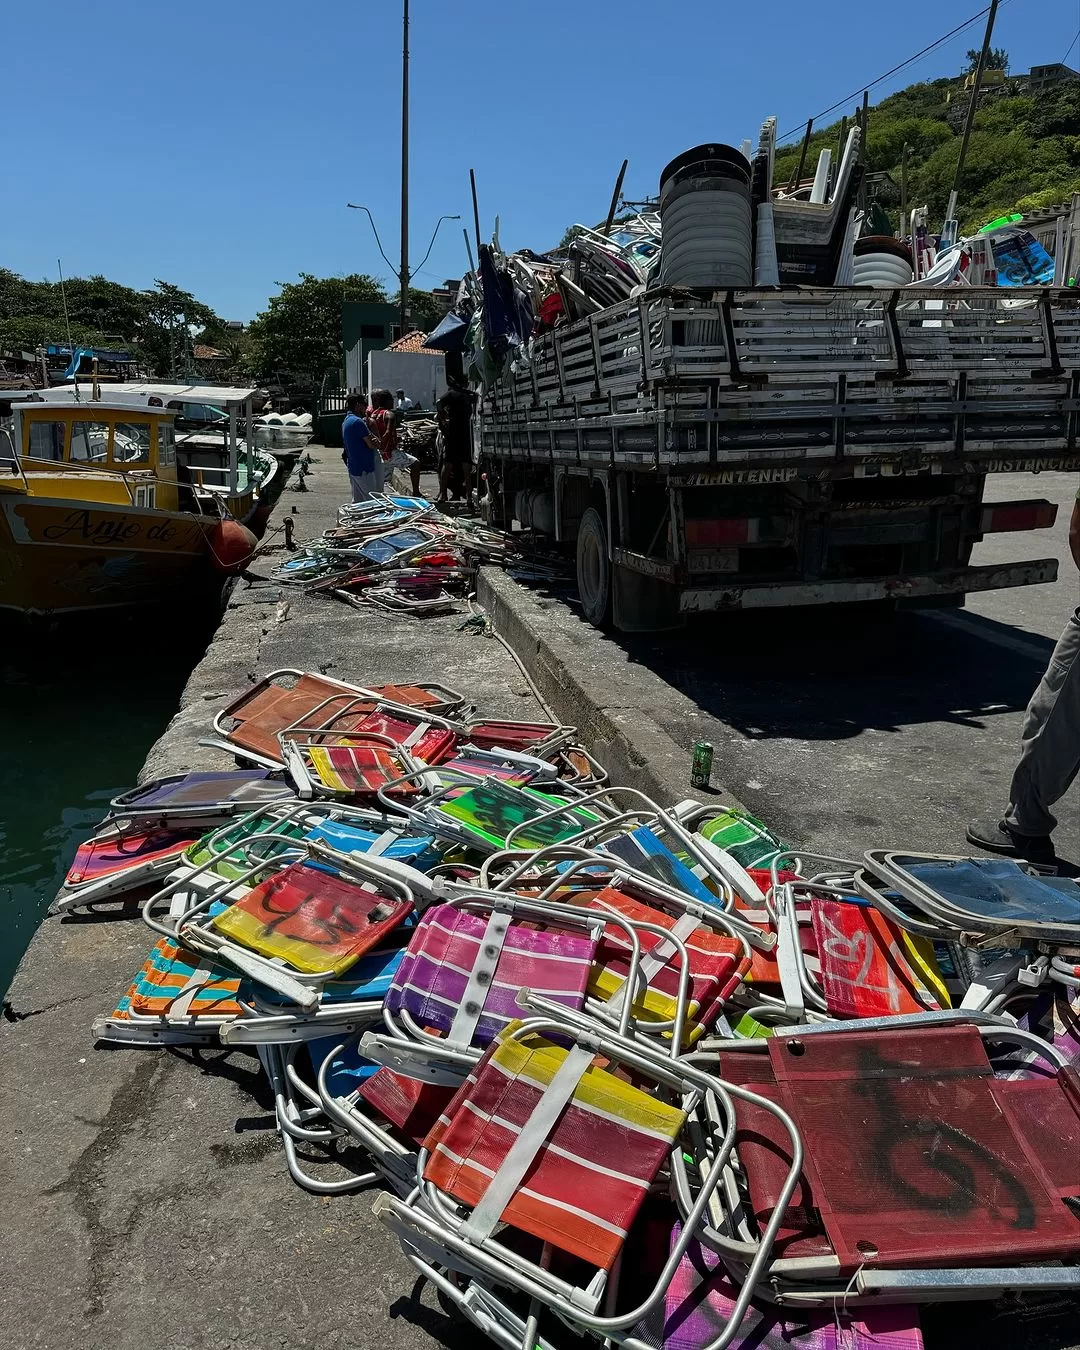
<box><xmin>1070</xmin><ymin>496</ymin><xmax>1080</xmax><ymax>573</ymax></box>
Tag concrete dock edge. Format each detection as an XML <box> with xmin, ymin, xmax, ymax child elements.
<box><xmin>475</xmin><ymin>566</ymin><xmax>748</xmax><ymax>815</ymax></box>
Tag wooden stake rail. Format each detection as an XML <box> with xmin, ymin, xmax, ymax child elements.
<box><xmin>481</xmin><ymin>287</ymin><xmax>1080</xmax><ymax>473</ymax></box>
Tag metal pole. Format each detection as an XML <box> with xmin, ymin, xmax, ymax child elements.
<box><xmin>470</xmin><ymin>169</ymin><xmax>482</xmax><ymax>252</ymax></box>
<box><xmin>900</xmin><ymin>142</ymin><xmax>909</xmax><ymax>236</ymax></box>
<box><xmin>399</xmin><ymin>0</ymin><xmax>410</xmax><ymax>337</ymax></box>
<box><xmin>603</xmin><ymin>160</ymin><xmax>629</xmax><ymax>236</ymax></box>
<box><xmin>858</xmin><ymin>90</ymin><xmax>869</xmax><ymax>211</ymax></box>
<box><xmin>790</xmin><ymin>118</ymin><xmax>813</xmax><ymax>192</ymax></box>
<box><xmin>948</xmin><ymin>0</ymin><xmax>999</xmax><ymax>224</ymax></box>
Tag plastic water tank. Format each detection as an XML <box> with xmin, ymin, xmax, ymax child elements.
<box><xmin>659</xmin><ymin>144</ymin><xmax>753</xmax><ymax>288</ymax></box>
<box><xmin>852</xmin><ymin>235</ymin><xmax>914</xmax><ymax>287</ymax></box>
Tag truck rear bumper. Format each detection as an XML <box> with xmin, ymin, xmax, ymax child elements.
<box><xmin>678</xmin><ymin>560</ymin><xmax>1059</xmax><ymax>613</ymax></box>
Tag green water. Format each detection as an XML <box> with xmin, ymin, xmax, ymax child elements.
<box><xmin>0</xmin><ymin>620</ymin><xmax>216</xmax><ymax>999</ymax></box>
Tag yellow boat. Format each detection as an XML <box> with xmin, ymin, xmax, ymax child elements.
<box><xmin>0</xmin><ymin>396</ymin><xmax>245</xmax><ymax>617</ymax></box>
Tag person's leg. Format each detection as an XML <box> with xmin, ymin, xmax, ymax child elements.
<box><xmin>410</xmin><ymin>461</ymin><xmax>421</xmax><ymax>496</ymax></box>
<box><xmin>350</xmin><ymin>471</ymin><xmax>378</xmax><ymax>503</ymax></box>
<box><xmin>968</xmin><ymin>606</ymin><xmax>1080</xmax><ymax>862</ymax></box>
<box><xmin>1005</xmin><ymin>606</ymin><xmax>1080</xmax><ymax>836</ymax></box>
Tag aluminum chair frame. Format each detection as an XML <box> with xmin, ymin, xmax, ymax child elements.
<box><xmin>375</xmin><ymin>1003</ymin><xmax>803</xmax><ymax>1350</ymax></box>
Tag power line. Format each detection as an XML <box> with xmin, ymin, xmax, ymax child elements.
<box><xmin>1062</xmin><ymin>29</ymin><xmax>1080</xmax><ymax>65</ymax></box>
<box><xmin>778</xmin><ymin>5</ymin><xmax>998</xmax><ymax>142</ymax></box>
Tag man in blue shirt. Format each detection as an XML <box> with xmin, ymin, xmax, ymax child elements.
<box><xmin>342</xmin><ymin>393</ymin><xmax>379</xmax><ymax>501</ymax></box>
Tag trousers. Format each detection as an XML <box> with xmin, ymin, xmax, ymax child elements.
<box><xmin>349</xmin><ymin>469</ymin><xmax>380</xmax><ymax>503</ymax></box>
<box><xmin>1005</xmin><ymin>605</ymin><xmax>1080</xmax><ymax>836</ymax></box>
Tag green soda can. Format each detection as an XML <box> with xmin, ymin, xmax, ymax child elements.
<box><xmin>691</xmin><ymin>741</ymin><xmax>713</xmax><ymax>790</ymax></box>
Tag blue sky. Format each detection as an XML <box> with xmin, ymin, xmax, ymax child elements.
<box><xmin>3</xmin><ymin>0</ymin><xmax>1077</xmax><ymax>320</ymax></box>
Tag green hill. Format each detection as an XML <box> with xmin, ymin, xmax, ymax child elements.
<box><xmin>773</xmin><ymin>72</ymin><xmax>1080</xmax><ymax>233</ymax></box>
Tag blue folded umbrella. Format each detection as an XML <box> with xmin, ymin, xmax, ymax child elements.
<box><xmin>422</xmin><ymin>311</ymin><xmax>469</xmax><ymax>353</ymax></box>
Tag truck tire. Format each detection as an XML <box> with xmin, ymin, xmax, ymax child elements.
<box><xmin>576</xmin><ymin>507</ymin><xmax>611</xmax><ymax>627</ymax></box>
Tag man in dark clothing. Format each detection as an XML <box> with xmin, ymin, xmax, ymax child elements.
<box><xmin>435</xmin><ymin>378</ymin><xmax>475</xmax><ymax>507</ymax></box>
<box><xmin>342</xmin><ymin>393</ymin><xmax>378</xmax><ymax>502</ymax></box>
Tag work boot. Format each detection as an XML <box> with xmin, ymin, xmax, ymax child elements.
<box><xmin>965</xmin><ymin>816</ymin><xmax>1056</xmax><ymax>866</ymax></box>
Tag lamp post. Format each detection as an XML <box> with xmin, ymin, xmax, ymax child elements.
<box><xmin>346</xmin><ymin>205</ymin><xmax>461</xmax><ymax>334</ymax></box>
<box><xmin>401</xmin><ymin>0</ymin><xmax>410</xmax><ymax>338</ymax></box>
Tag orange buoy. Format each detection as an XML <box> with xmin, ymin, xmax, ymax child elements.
<box><xmin>207</xmin><ymin>518</ymin><xmax>257</xmax><ymax>574</ymax></box>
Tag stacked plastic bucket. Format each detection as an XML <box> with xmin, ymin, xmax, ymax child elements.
<box><xmin>852</xmin><ymin>235</ymin><xmax>914</xmax><ymax>287</ymax></box>
<box><xmin>659</xmin><ymin>144</ymin><xmax>753</xmax><ymax>289</ymax></box>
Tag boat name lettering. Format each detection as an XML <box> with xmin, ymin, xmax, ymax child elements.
<box><xmin>41</xmin><ymin>511</ymin><xmax>175</xmax><ymax>545</ymax></box>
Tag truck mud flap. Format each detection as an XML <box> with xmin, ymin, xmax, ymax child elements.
<box><xmin>613</xmin><ymin>561</ymin><xmax>683</xmax><ymax>632</ymax></box>
<box><xmin>678</xmin><ymin>559</ymin><xmax>1059</xmax><ymax>613</ymax></box>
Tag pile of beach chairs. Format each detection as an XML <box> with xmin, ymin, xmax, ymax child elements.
<box><xmin>56</xmin><ymin>669</ymin><xmax>1080</xmax><ymax>1350</ymax></box>
<box><xmin>268</xmin><ymin>495</ymin><xmax>523</xmax><ymax>617</ymax></box>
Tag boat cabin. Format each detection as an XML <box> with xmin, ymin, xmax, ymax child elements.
<box><xmin>1</xmin><ymin>398</ymin><xmax>184</xmax><ymax>511</ymax></box>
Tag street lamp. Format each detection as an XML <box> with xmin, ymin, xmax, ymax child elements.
<box><xmin>346</xmin><ymin>205</ymin><xmax>461</xmax><ymax>333</ymax></box>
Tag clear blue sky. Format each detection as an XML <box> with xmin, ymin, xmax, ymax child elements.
<box><xmin>3</xmin><ymin>0</ymin><xmax>1077</xmax><ymax>320</ymax></box>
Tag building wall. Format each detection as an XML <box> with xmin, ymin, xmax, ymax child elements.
<box><xmin>341</xmin><ymin>301</ymin><xmax>398</xmax><ymax>391</ymax></box>
<box><xmin>366</xmin><ymin>351</ymin><xmax>446</xmax><ymax>410</ymax></box>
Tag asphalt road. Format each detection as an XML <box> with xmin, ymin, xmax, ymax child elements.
<box><xmin>617</xmin><ymin>470</ymin><xmax>1080</xmax><ymax>869</ymax></box>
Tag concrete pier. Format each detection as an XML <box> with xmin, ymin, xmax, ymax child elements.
<box><xmin>0</xmin><ymin>447</ymin><xmax>540</xmax><ymax>1350</ymax></box>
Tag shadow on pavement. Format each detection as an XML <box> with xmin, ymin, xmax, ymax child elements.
<box><xmin>615</xmin><ymin>605</ymin><xmax>1055</xmax><ymax>743</ymax></box>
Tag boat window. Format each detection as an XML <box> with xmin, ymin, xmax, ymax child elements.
<box><xmin>69</xmin><ymin>421</ymin><xmax>112</xmax><ymax>462</ymax></box>
<box><xmin>112</xmin><ymin>422</ymin><xmax>152</xmax><ymax>464</ymax></box>
<box><xmin>158</xmin><ymin>423</ymin><xmax>176</xmax><ymax>466</ymax></box>
<box><xmin>26</xmin><ymin>419</ymin><xmax>66</xmax><ymax>460</ymax></box>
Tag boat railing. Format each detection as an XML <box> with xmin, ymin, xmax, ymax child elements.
<box><xmin>0</xmin><ymin>424</ymin><xmax>30</xmax><ymax>493</ymax></box>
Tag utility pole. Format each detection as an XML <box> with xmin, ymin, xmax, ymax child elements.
<box><xmin>947</xmin><ymin>0</ymin><xmax>999</xmax><ymax>225</ymax></box>
<box><xmin>399</xmin><ymin>0</ymin><xmax>410</xmax><ymax>338</ymax></box>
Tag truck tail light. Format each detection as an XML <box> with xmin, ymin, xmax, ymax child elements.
<box><xmin>684</xmin><ymin>518</ymin><xmax>759</xmax><ymax>547</ymax></box>
<box><xmin>979</xmin><ymin>499</ymin><xmax>1058</xmax><ymax>534</ymax></box>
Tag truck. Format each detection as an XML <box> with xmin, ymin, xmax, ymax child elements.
<box><xmin>476</xmin><ymin>284</ymin><xmax>1079</xmax><ymax>630</ymax></box>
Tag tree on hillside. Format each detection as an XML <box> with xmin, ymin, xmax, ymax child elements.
<box><xmin>965</xmin><ymin>47</ymin><xmax>1009</xmax><ymax>73</ymax></box>
<box><xmin>247</xmin><ymin>273</ymin><xmax>387</xmax><ymax>382</ymax></box>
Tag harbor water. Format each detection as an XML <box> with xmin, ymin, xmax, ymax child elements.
<box><xmin>0</xmin><ymin>617</ymin><xmax>217</xmax><ymax>999</ymax></box>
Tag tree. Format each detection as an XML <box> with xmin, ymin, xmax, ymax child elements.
<box><xmin>247</xmin><ymin>272</ymin><xmax>387</xmax><ymax>382</ymax></box>
<box><xmin>393</xmin><ymin>287</ymin><xmax>446</xmax><ymax>336</ymax></box>
<box><xmin>136</xmin><ymin>280</ymin><xmax>220</xmax><ymax>378</ymax></box>
<box><xmin>965</xmin><ymin>47</ymin><xmax>1009</xmax><ymax>73</ymax></box>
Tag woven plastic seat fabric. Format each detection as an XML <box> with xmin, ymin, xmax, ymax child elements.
<box><xmin>354</xmin><ymin>710</ymin><xmax>457</xmax><ymax>764</ymax></box>
<box><xmin>107</xmin><ymin>939</ymin><xmax>243</xmax><ymax>1022</ymax></box>
<box><xmin>303</xmin><ymin>818</ymin><xmax>442</xmax><ymax>870</ymax></box>
<box><xmin>183</xmin><ymin>812</ymin><xmax>307</xmax><ymax>876</ymax></box>
<box><xmin>637</xmin><ymin>1223</ymin><xmax>924</xmax><ymax>1350</ymax></box>
<box><xmin>423</xmin><ymin>1029</ymin><xmax>685</xmax><ymax>1268</ymax></box>
<box><xmin>360</xmin><ymin>1069</ymin><xmax>458</xmax><ymax>1144</ymax></box>
<box><xmin>698</xmin><ymin>809</ymin><xmax>785</xmax><ymax>870</ymax></box>
<box><xmin>257</xmin><ymin>946</ymin><xmax>407</xmax><ymax>1006</ymax></box>
<box><xmin>369</xmin><ymin>684</ymin><xmax>444</xmax><ymax>709</ymax></box>
<box><xmin>212</xmin><ymin>862</ymin><xmax>412</xmax><ymax>975</ymax></box>
<box><xmin>64</xmin><ymin>827</ymin><xmax>197</xmax><ymax>888</ymax></box>
<box><xmin>298</xmin><ymin>743</ymin><xmax>415</xmax><ymax>796</ymax></box>
<box><xmin>308</xmin><ymin>1036</ymin><xmax>381</xmax><ymax>1098</ymax></box>
<box><xmin>579</xmin><ymin>886</ymin><xmax>749</xmax><ymax>1038</ymax></box>
<box><xmin>386</xmin><ymin>904</ymin><xmax>597</xmax><ymax>1046</ymax></box>
<box><xmin>719</xmin><ymin>1026</ymin><xmax>1080</xmax><ymax>1268</ymax></box>
<box><xmin>441</xmin><ymin>754</ymin><xmax>534</xmax><ymax>786</ymax></box>
<box><xmin>112</xmin><ymin>770</ymin><xmax>296</xmax><ymax>814</ymax></box>
<box><xmin>810</xmin><ymin>898</ymin><xmax>949</xmax><ymax>1018</ymax></box>
<box><xmin>898</xmin><ymin>856</ymin><xmax>1080</xmax><ymax>929</ymax></box>
<box><xmin>219</xmin><ymin>673</ymin><xmax>370</xmax><ymax>761</ymax></box>
<box><xmin>466</xmin><ymin>721</ymin><xmax>560</xmax><ymax>752</ymax></box>
<box><xmin>601</xmin><ymin>827</ymin><xmax>718</xmax><ymax>907</ymax></box>
<box><xmin>434</xmin><ymin>781</ymin><xmax>598</xmax><ymax>851</ymax></box>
